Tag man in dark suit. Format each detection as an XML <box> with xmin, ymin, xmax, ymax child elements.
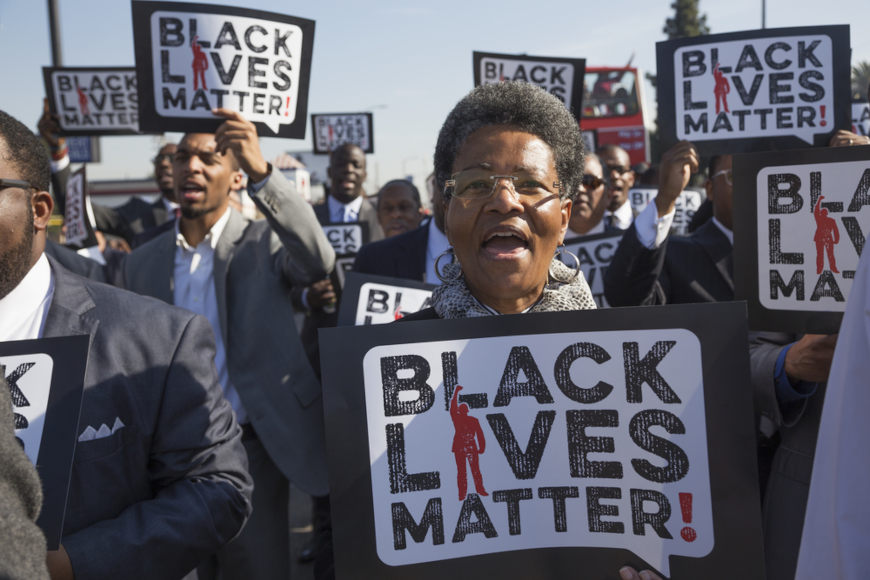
<box><xmin>603</xmin><ymin>140</ymin><xmax>835</xmax><ymax>580</ymax></box>
<box><xmin>0</xmin><ymin>109</ymin><xmax>251</xmax><ymax>579</ymax></box>
<box><xmin>123</xmin><ymin>109</ymin><xmax>335</xmax><ymax>580</ymax></box>
<box><xmin>39</xmin><ymin>102</ymin><xmax>179</xmax><ymax>248</ymax></box>
<box><xmin>597</xmin><ymin>144</ymin><xmax>638</xmax><ymax>230</ymax></box>
<box><xmin>567</xmin><ymin>152</ymin><xmax>622</xmax><ymax>238</ymax></box>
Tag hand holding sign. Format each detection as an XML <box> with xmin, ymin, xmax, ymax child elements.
<box><xmin>655</xmin><ymin>141</ymin><xmax>699</xmax><ymax>217</ymax></box>
<box><xmin>307</xmin><ymin>278</ymin><xmax>337</xmax><ymax>310</ymax></box>
<box><xmin>213</xmin><ymin>108</ymin><xmax>269</xmax><ymax>182</ymax></box>
<box><xmin>38</xmin><ymin>98</ymin><xmax>65</xmax><ymax>151</ymax></box>
<box><xmin>784</xmin><ymin>333</ymin><xmax>837</xmax><ymax>383</ymax></box>
<box><xmin>618</xmin><ymin>566</ymin><xmax>664</xmax><ymax>580</ymax></box>
<box><xmin>828</xmin><ymin>129</ymin><xmax>870</xmax><ymax>147</ymax></box>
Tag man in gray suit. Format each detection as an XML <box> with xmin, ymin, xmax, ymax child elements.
<box><xmin>124</xmin><ymin>109</ymin><xmax>336</xmax><ymax>579</ymax></box>
<box><xmin>0</xmin><ymin>109</ymin><xmax>252</xmax><ymax>579</ymax></box>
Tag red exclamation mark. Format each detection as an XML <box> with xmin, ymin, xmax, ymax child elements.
<box><xmin>679</xmin><ymin>492</ymin><xmax>697</xmax><ymax>542</ymax></box>
<box><xmin>284</xmin><ymin>96</ymin><xmax>291</xmax><ymax>116</ymax></box>
<box><xmin>820</xmin><ymin>105</ymin><xmax>827</xmax><ymax>127</ymax></box>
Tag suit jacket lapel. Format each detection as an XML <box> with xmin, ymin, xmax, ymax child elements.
<box><xmin>213</xmin><ymin>210</ymin><xmax>246</xmax><ymax>342</ymax></box>
<box><xmin>695</xmin><ymin>221</ymin><xmax>734</xmax><ymax>293</ymax></box>
<box><xmin>137</xmin><ymin>232</ymin><xmax>175</xmax><ymax>305</ymax></box>
<box><xmin>43</xmin><ymin>257</ymin><xmax>99</xmax><ymax>342</ymax></box>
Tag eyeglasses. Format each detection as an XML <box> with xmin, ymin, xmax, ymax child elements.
<box><xmin>604</xmin><ymin>164</ymin><xmax>631</xmax><ymax>175</ymax></box>
<box><xmin>712</xmin><ymin>168</ymin><xmax>733</xmax><ymax>186</ymax></box>
<box><xmin>581</xmin><ymin>174</ymin><xmax>605</xmax><ymax>190</ymax></box>
<box><xmin>0</xmin><ymin>178</ymin><xmax>35</xmax><ymax>192</ymax></box>
<box><xmin>445</xmin><ymin>169</ymin><xmax>561</xmax><ymax>201</ymax></box>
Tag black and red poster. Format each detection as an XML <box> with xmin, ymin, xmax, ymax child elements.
<box><xmin>42</xmin><ymin>67</ymin><xmax>141</xmax><ymax>135</ymax></box>
<box><xmin>132</xmin><ymin>1</ymin><xmax>314</xmax><ymax>137</ymax></box>
<box><xmin>733</xmin><ymin>144</ymin><xmax>870</xmax><ymax>332</ymax></box>
<box><xmin>319</xmin><ymin>303</ymin><xmax>764</xmax><ymax>579</ymax></box>
<box><xmin>656</xmin><ymin>26</ymin><xmax>851</xmax><ymax>155</ymax></box>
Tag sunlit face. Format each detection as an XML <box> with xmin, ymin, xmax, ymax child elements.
<box><xmin>377</xmin><ymin>183</ymin><xmax>423</xmax><ymax>237</ymax></box>
<box><xmin>153</xmin><ymin>143</ymin><xmax>177</xmax><ymax>200</ymax></box>
<box><xmin>599</xmin><ymin>146</ymin><xmax>634</xmax><ymax>212</ymax></box>
<box><xmin>172</xmin><ymin>134</ymin><xmax>238</xmax><ymax>221</ymax></box>
<box><xmin>569</xmin><ymin>156</ymin><xmax>608</xmax><ymax>234</ymax></box>
<box><xmin>327</xmin><ymin>145</ymin><xmax>367</xmax><ymax>204</ymax></box>
<box><xmin>445</xmin><ymin>125</ymin><xmax>571</xmax><ymax>313</ymax></box>
<box><xmin>0</xmin><ymin>152</ymin><xmax>35</xmax><ymax>300</ymax></box>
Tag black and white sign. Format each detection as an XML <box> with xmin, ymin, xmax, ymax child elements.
<box><xmin>656</xmin><ymin>26</ymin><xmax>851</xmax><ymax>154</ymax></box>
<box><xmin>853</xmin><ymin>100</ymin><xmax>870</xmax><ymax>138</ymax></box>
<box><xmin>132</xmin><ymin>1</ymin><xmax>314</xmax><ymax>137</ymax></box>
<box><xmin>1</xmin><ymin>336</ymin><xmax>89</xmax><ymax>550</ymax></box>
<box><xmin>733</xmin><ymin>145</ymin><xmax>870</xmax><ymax>332</ymax></box>
<box><xmin>43</xmin><ymin>67</ymin><xmax>141</xmax><ymax>135</ymax></box>
<box><xmin>319</xmin><ymin>303</ymin><xmax>764</xmax><ymax>579</ymax></box>
<box><xmin>338</xmin><ymin>272</ymin><xmax>435</xmax><ymax>326</ymax></box>
<box><xmin>311</xmin><ymin>113</ymin><xmax>374</xmax><ymax>154</ymax></box>
<box><xmin>628</xmin><ymin>188</ymin><xmax>706</xmax><ymax>236</ymax></box>
<box><xmin>562</xmin><ymin>232</ymin><xmax>624</xmax><ymax>308</ymax></box>
<box><xmin>63</xmin><ymin>167</ymin><xmax>98</xmax><ymax>249</ymax></box>
<box><xmin>473</xmin><ymin>51</ymin><xmax>585</xmax><ymax>116</ymax></box>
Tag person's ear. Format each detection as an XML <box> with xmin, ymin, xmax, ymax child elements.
<box><xmin>558</xmin><ymin>198</ymin><xmax>572</xmax><ymax>243</ymax></box>
<box><xmin>32</xmin><ymin>191</ymin><xmax>54</xmax><ymax>232</ymax></box>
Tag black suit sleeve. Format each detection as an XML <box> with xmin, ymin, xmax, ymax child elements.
<box><xmin>603</xmin><ymin>223</ymin><xmax>669</xmax><ymax>306</ymax></box>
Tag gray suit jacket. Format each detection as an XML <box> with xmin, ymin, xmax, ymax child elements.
<box><xmin>123</xmin><ymin>168</ymin><xmax>335</xmax><ymax>496</ymax></box>
<box><xmin>44</xmin><ymin>257</ymin><xmax>252</xmax><ymax>580</ymax></box>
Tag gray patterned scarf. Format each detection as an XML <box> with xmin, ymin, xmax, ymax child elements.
<box><xmin>431</xmin><ymin>257</ymin><xmax>597</xmax><ymax>319</ymax></box>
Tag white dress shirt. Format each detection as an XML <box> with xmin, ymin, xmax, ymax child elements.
<box><xmin>634</xmin><ymin>203</ymin><xmax>732</xmax><ymax>250</ymax></box>
<box><xmin>327</xmin><ymin>195</ymin><xmax>363</xmax><ymax>223</ymax></box>
<box><xmin>605</xmin><ymin>198</ymin><xmax>635</xmax><ymax>230</ymax></box>
<box><xmin>173</xmin><ymin>208</ymin><xmax>248</xmax><ymax>424</ymax></box>
<box><xmin>425</xmin><ymin>218</ymin><xmax>451</xmax><ymax>285</ymax></box>
<box><xmin>0</xmin><ymin>254</ymin><xmax>55</xmax><ymax>342</ymax></box>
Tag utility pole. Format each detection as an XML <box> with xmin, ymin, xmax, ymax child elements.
<box><xmin>762</xmin><ymin>0</ymin><xmax>767</xmax><ymax>29</ymax></box>
<box><xmin>47</xmin><ymin>0</ymin><xmax>63</xmax><ymax>65</ymax></box>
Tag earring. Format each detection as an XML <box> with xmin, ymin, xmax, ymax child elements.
<box><xmin>549</xmin><ymin>245</ymin><xmax>581</xmax><ymax>284</ymax></box>
<box><xmin>434</xmin><ymin>248</ymin><xmax>462</xmax><ymax>282</ymax></box>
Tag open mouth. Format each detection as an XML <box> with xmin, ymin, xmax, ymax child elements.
<box><xmin>180</xmin><ymin>182</ymin><xmax>206</xmax><ymax>202</ymax></box>
<box><xmin>482</xmin><ymin>228</ymin><xmax>529</xmax><ymax>258</ymax></box>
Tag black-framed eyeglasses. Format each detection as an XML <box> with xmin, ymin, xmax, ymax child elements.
<box><xmin>581</xmin><ymin>174</ymin><xmax>605</xmax><ymax>190</ymax></box>
<box><xmin>444</xmin><ymin>169</ymin><xmax>561</xmax><ymax>201</ymax></box>
<box><xmin>712</xmin><ymin>168</ymin><xmax>733</xmax><ymax>186</ymax></box>
<box><xmin>0</xmin><ymin>178</ymin><xmax>36</xmax><ymax>192</ymax></box>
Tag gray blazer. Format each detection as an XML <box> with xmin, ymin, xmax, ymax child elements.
<box><xmin>44</xmin><ymin>257</ymin><xmax>252</xmax><ymax>580</ymax></box>
<box><xmin>123</xmin><ymin>168</ymin><xmax>336</xmax><ymax>496</ymax></box>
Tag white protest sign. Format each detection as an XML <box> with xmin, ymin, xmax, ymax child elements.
<box><xmin>362</xmin><ymin>329</ymin><xmax>713</xmax><ymax>576</ymax></box>
<box><xmin>563</xmin><ymin>232</ymin><xmax>624</xmax><ymax>308</ymax></box>
<box><xmin>756</xmin><ymin>158</ymin><xmax>870</xmax><ymax>312</ymax></box>
<box><xmin>322</xmin><ymin>223</ymin><xmax>366</xmax><ymax>255</ymax></box>
<box><xmin>355</xmin><ymin>282</ymin><xmax>433</xmax><ymax>325</ymax></box>
<box><xmin>473</xmin><ymin>52</ymin><xmax>585</xmax><ymax>113</ymax></box>
<box><xmin>853</xmin><ymin>101</ymin><xmax>870</xmax><ymax>137</ymax></box>
<box><xmin>312</xmin><ymin>113</ymin><xmax>373</xmax><ymax>154</ymax></box>
<box><xmin>628</xmin><ymin>188</ymin><xmax>705</xmax><ymax>235</ymax></box>
<box><xmin>43</xmin><ymin>67</ymin><xmax>139</xmax><ymax>135</ymax></box>
<box><xmin>133</xmin><ymin>2</ymin><xmax>314</xmax><ymax>137</ymax></box>
<box><xmin>2</xmin><ymin>356</ymin><xmax>53</xmax><ymax>465</ymax></box>
<box><xmin>63</xmin><ymin>168</ymin><xmax>97</xmax><ymax>249</ymax></box>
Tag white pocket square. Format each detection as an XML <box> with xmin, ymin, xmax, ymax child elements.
<box><xmin>78</xmin><ymin>417</ymin><xmax>125</xmax><ymax>442</ymax></box>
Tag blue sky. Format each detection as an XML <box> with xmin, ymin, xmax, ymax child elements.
<box><xmin>1</xmin><ymin>0</ymin><xmax>868</xmax><ymax>188</ymax></box>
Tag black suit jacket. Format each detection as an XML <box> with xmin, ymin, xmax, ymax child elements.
<box><xmin>352</xmin><ymin>222</ymin><xmax>429</xmax><ymax>282</ymax></box>
<box><xmin>604</xmin><ymin>219</ymin><xmax>733</xmax><ymax>306</ymax></box>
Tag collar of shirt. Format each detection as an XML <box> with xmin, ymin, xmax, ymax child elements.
<box><xmin>0</xmin><ymin>253</ymin><xmax>55</xmax><ymax>342</ymax></box>
<box><xmin>711</xmin><ymin>216</ymin><xmax>733</xmax><ymax>245</ymax></box>
<box><xmin>608</xmin><ymin>199</ymin><xmax>634</xmax><ymax>230</ymax></box>
<box><xmin>174</xmin><ymin>207</ymin><xmax>232</xmax><ymax>251</ymax></box>
<box><xmin>327</xmin><ymin>194</ymin><xmax>363</xmax><ymax>223</ymax></box>
<box><xmin>425</xmin><ymin>218</ymin><xmax>451</xmax><ymax>285</ymax></box>
<box><xmin>162</xmin><ymin>196</ymin><xmax>179</xmax><ymax>213</ymax></box>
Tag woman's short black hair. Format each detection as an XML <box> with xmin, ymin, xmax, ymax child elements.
<box><xmin>434</xmin><ymin>82</ymin><xmax>585</xmax><ymax>201</ymax></box>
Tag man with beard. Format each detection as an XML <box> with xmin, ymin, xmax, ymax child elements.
<box><xmin>38</xmin><ymin>102</ymin><xmax>179</xmax><ymax>248</ymax></box>
<box><xmin>0</xmin><ymin>109</ymin><xmax>252</xmax><ymax>579</ymax></box>
<box><xmin>124</xmin><ymin>108</ymin><xmax>334</xmax><ymax>580</ymax></box>
<box><xmin>597</xmin><ymin>144</ymin><xmax>637</xmax><ymax>230</ymax></box>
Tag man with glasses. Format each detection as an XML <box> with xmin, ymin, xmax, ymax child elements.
<box><xmin>567</xmin><ymin>153</ymin><xmax>620</xmax><ymax>236</ymax></box>
<box><xmin>38</xmin><ymin>102</ymin><xmax>179</xmax><ymax>248</ymax></box>
<box><xmin>597</xmin><ymin>144</ymin><xmax>637</xmax><ymax>230</ymax></box>
<box><xmin>0</xmin><ymin>108</ymin><xmax>252</xmax><ymax>579</ymax></box>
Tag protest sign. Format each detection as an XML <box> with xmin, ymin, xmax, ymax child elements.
<box><xmin>338</xmin><ymin>272</ymin><xmax>435</xmax><ymax>326</ymax></box>
<box><xmin>43</xmin><ymin>67</ymin><xmax>141</xmax><ymax>135</ymax></box>
<box><xmin>853</xmin><ymin>99</ymin><xmax>870</xmax><ymax>137</ymax></box>
<box><xmin>63</xmin><ymin>167</ymin><xmax>99</xmax><ymax>249</ymax></box>
<box><xmin>656</xmin><ymin>26</ymin><xmax>850</xmax><ymax>155</ymax></box>
<box><xmin>1</xmin><ymin>336</ymin><xmax>89</xmax><ymax>549</ymax></box>
<box><xmin>733</xmin><ymin>144</ymin><xmax>870</xmax><ymax>333</ymax></box>
<box><xmin>132</xmin><ymin>1</ymin><xmax>314</xmax><ymax>137</ymax></box>
<box><xmin>321</xmin><ymin>221</ymin><xmax>370</xmax><ymax>290</ymax></box>
<box><xmin>628</xmin><ymin>188</ymin><xmax>705</xmax><ymax>236</ymax></box>
<box><xmin>67</xmin><ymin>136</ymin><xmax>101</xmax><ymax>163</ymax></box>
<box><xmin>320</xmin><ymin>303</ymin><xmax>764</xmax><ymax>579</ymax></box>
<box><xmin>562</xmin><ymin>231</ymin><xmax>624</xmax><ymax>308</ymax></box>
<box><xmin>473</xmin><ymin>51</ymin><xmax>585</xmax><ymax>116</ymax></box>
<box><xmin>312</xmin><ymin>113</ymin><xmax>374</xmax><ymax>154</ymax></box>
